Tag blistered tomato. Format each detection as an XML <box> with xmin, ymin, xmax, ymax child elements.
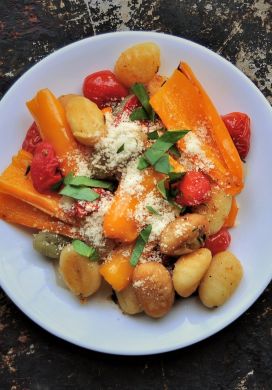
<box><xmin>31</xmin><ymin>142</ymin><xmax>62</xmax><ymax>194</ymax></box>
<box><xmin>204</xmin><ymin>227</ymin><xmax>231</xmax><ymax>255</ymax></box>
<box><xmin>22</xmin><ymin>122</ymin><xmax>42</xmax><ymax>154</ymax></box>
<box><xmin>222</xmin><ymin>112</ymin><xmax>251</xmax><ymax>160</ymax></box>
<box><xmin>175</xmin><ymin>171</ymin><xmax>211</xmax><ymax>206</ymax></box>
<box><xmin>83</xmin><ymin>70</ymin><xmax>128</xmax><ymax>109</ymax></box>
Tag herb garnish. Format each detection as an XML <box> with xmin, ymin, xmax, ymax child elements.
<box><xmin>137</xmin><ymin>156</ymin><xmax>150</xmax><ymax>170</ymax></box>
<box><xmin>117</xmin><ymin>144</ymin><xmax>125</xmax><ymax>153</ymax></box>
<box><xmin>146</xmin><ymin>206</ymin><xmax>160</xmax><ymax>216</ymax></box>
<box><xmin>24</xmin><ymin>165</ymin><xmax>31</xmax><ymax>176</ymax></box>
<box><xmin>130</xmin><ymin>107</ymin><xmax>149</xmax><ymax>121</ymax></box>
<box><xmin>153</xmin><ymin>154</ymin><xmax>172</xmax><ymax>174</ymax></box>
<box><xmin>72</xmin><ymin>239</ymin><xmax>99</xmax><ymax>261</ymax></box>
<box><xmin>64</xmin><ymin>173</ymin><xmax>114</xmax><ymax>191</ymax></box>
<box><xmin>147</xmin><ymin>130</ymin><xmax>159</xmax><ymax>140</ymax></box>
<box><xmin>60</xmin><ymin>185</ymin><xmax>100</xmax><ymax>202</ymax></box>
<box><xmin>130</xmin><ymin>225</ymin><xmax>152</xmax><ymax>267</ymax></box>
<box><xmin>131</xmin><ymin>83</ymin><xmax>155</xmax><ymax>121</ymax></box>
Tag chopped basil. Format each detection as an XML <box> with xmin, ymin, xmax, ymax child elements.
<box><xmin>72</xmin><ymin>239</ymin><xmax>99</xmax><ymax>261</ymax></box>
<box><xmin>147</xmin><ymin>130</ymin><xmax>159</xmax><ymax>140</ymax></box>
<box><xmin>60</xmin><ymin>185</ymin><xmax>100</xmax><ymax>202</ymax></box>
<box><xmin>156</xmin><ymin>179</ymin><xmax>169</xmax><ymax>199</ymax></box>
<box><xmin>51</xmin><ymin>178</ymin><xmax>64</xmax><ymax>192</ymax></box>
<box><xmin>24</xmin><ymin>165</ymin><xmax>31</xmax><ymax>176</ymax></box>
<box><xmin>153</xmin><ymin>154</ymin><xmax>172</xmax><ymax>174</ymax></box>
<box><xmin>130</xmin><ymin>225</ymin><xmax>152</xmax><ymax>267</ymax></box>
<box><xmin>168</xmin><ymin>172</ymin><xmax>185</xmax><ymax>183</ymax></box>
<box><xmin>144</xmin><ymin>130</ymin><xmax>189</xmax><ymax>165</ymax></box>
<box><xmin>64</xmin><ymin>174</ymin><xmax>114</xmax><ymax>191</ymax></box>
<box><xmin>169</xmin><ymin>144</ymin><xmax>181</xmax><ymax>158</ymax></box>
<box><xmin>137</xmin><ymin>156</ymin><xmax>150</xmax><ymax>170</ymax></box>
<box><xmin>131</xmin><ymin>83</ymin><xmax>155</xmax><ymax>121</ymax></box>
<box><xmin>130</xmin><ymin>107</ymin><xmax>149</xmax><ymax>121</ymax></box>
<box><xmin>146</xmin><ymin>205</ymin><xmax>160</xmax><ymax>216</ymax></box>
<box><xmin>117</xmin><ymin>144</ymin><xmax>125</xmax><ymax>153</ymax></box>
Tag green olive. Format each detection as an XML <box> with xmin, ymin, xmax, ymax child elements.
<box><xmin>33</xmin><ymin>232</ymin><xmax>70</xmax><ymax>259</ymax></box>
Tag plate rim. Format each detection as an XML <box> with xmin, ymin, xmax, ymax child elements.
<box><xmin>0</xmin><ymin>31</ymin><xmax>271</xmax><ymax>356</ymax></box>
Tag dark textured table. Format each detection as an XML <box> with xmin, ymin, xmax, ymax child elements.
<box><xmin>0</xmin><ymin>1</ymin><xmax>271</xmax><ymax>389</ymax></box>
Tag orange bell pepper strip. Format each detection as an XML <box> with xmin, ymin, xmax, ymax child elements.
<box><xmin>0</xmin><ymin>193</ymin><xmax>81</xmax><ymax>239</ymax></box>
<box><xmin>99</xmin><ymin>245</ymin><xmax>134</xmax><ymax>291</ymax></box>
<box><xmin>26</xmin><ymin>88</ymin><xmax>82</xmax><ymax>175</ymax></box>
<box><xmin>0</xmin><ymin>149</ymin><xmax>71</xmax><ymax>223</ymax></box>
<box><xmin>150</xmin><ymin>64</ymin><xmax>244</xmax><ymax>195</ymax></box>
<box><xmin>103</xmin><ymin>168</ymin><xmax>164</xmax><ymax>243</ymax></box>
<box><xmin>224</xmin><ymin>197</ymin><xmax>239</xmax><ymax>228</ymax></box>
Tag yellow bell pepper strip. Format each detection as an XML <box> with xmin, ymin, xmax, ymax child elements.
<box><xmin>150</xmin><ymin>64</ymin><xmax>244</xmax><ymax>195</ymax></box>
<box><xmin>224</xmin><ymin>197</ymin><xmax>239</xmax><ymax>228</ymax></box>
<box><xmin>0</xmin><ymin>193</ymin><xmax>81</xmax><ymax>239</ymax></box>
<box><xmin>26</xmin><ymin>88</ymin><xmax>82</xmax><ymax>175</ymax></box>
<box><xmin>0</xmin><ymin>149</ymin><xmax>71</xmax><ymax>223</ymax></box>
<box><xmin>99</xmin><ymin>246</ymin><xmax>134</xmax><ymax>291</ymax></box>
<box><xmin>103</xmin><ymin>168</ymin><xmax>164</xmax><ymax>243</ymax></box>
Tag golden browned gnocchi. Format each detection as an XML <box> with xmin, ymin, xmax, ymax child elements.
<box><xmin>199</xmin><ymin>251</ymin><xmax>243</xmax><ymax>308</ymax></box>
<box><xmin>116</xmin><ymin>285</ymin><xmax>143</xmax><ymax>315</ymax></box>
<box><xmin>114</xmin><ymin>42</ymin><xmax>160</xmax><ymax>87</ymax></box>
<box><xmin>194</xmin><ymin>190</ymin><xmax>232</xmax><ymax>235</ymax></box>
<box><xmin>59</xmin><ymin>245</ymin><xmax>102</xmax><ymax>298</ymax></box>
<box><xmin>173</xmin><ymin>248</ymin><xmax>212</xmax><ymax>298</ymax></box>
<box><xmin>132</xmin><ymin>262</ymin><xmax>174</xmax><ymax>318</ymax></box>
<box><xmin>59</xmin><ymin>93</ymin><xmax>80</xmax><ymax>109</ymax></box>
<box><xmin>160</xmin><ymin>213</ymin><xmax>209</xmax><ymax>256</ymax></box>
<box><xmin>65</xmin><ymin>96</ymin><xmax>106</xmax><ymax>146</ymax></box>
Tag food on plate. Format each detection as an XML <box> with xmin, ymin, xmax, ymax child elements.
<box><xmin>0</xmin><ymin>42</ymin><xmax>251</xmax><ymax>318</ymax></box>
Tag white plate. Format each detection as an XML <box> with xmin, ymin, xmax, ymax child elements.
<box><xmin>0</xmin><ymin>31</ymin><xmax>271</xmax><ymax>355</ymax></box>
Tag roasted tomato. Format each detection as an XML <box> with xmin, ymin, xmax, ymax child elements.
<box><xmin>204</xmin><ymin>227</ymin><xmax>231</xmax><ymax>255</ymax></box>
<box><xmin>83</xmin><ymin>70</ymin><xmax>128</xmax><ymax>109</ymax></box>
<box><xmin>22</xmin><ymin>122</ymin><xmax>42</xmax><ymax>154</ymax></box>
<box><xmin>31</xmin><ymin>142</ymin><xmax>62</xmax><ymax>194</ymax></box>
<box><xmin>70</xmin><ymin>188</ymin><xmax>113</xmax><ymax>219</ymax></box>
<box><xmin>175</xmin><ymin>171</ymin><xmax>211</xmax><ymax>206</ymax></box>
<box><xmin>222</xmin><ymin>112</ymin><xmax>251</xmax><ymax>160</ymax></box>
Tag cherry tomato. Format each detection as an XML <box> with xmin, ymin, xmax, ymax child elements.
<box><xmin>22</xmin><ymin>122</ymin><xmax>42</xmax><ymax>154</ymax></box>
<box><xmin>114</xmin><ymin>95</ymin><xmax>140</xmax><ymax>125</ymax></box>
<box><xmin>204</xmin><ymin>227</ymin><xmax>231</xmax><ymax>255</ymax></box>
<box><xmin>175</xmin><ymin>171</ymin><xmax>211</xmax><ymax>206</ymax></box>
<box><xmin>83</xmin><ymin>70</ymin><xmax>129</xmax><ymax>109</ymax></box>
<box><xmin>222</xmin><ymin>112</ymin><xmax>251</xmax><ymax>160</ymax></box>
<box><xmin>31</xmin><ymin>142</ymin><xmax>62</xmax><ymax>194</ymax></box>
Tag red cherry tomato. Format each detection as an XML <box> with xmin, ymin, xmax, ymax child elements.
<box><xmin>83</xmin><ymin>70</ymin><xmax>128</xmax><ymax>109</ymax></box>
<box><xmin>31</xmin><ymin>142</ymin><xmax>62</xmax><ymax>194</ymax></box>
<box><xmin>175</xmin><ymin>171</ymin><xmax>211</xmax><ymax>206</ymax></box>
<box><xmin>204</xmin><ymin>227</ymin><xmax>231</xmax><ymax>255</ymax></box>
<box><xmin>222</xmin><ymin>112</ymin><xmax>251</xmax><ymax>160</ymax></box>
<box><xmin>22</xmin><ymin>122</ymin><xmax>42</xmax><ymax>154</ymax></box>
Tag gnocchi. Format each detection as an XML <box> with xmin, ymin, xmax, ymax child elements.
<box><xmin>199</xmin><ymin>251</ymin><xmax>243</xmax><ymax>308</ymax></box>
<box><xmin>114</xmin><ymin>42</ymin><xmax>160</xmax><ymax>87</ymax></box>
<box><xmin>116</xmin><ymin>284</ymin><xmax>143</xmax><ymax>315</ymax></box>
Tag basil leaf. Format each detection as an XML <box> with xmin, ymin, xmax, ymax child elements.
<box><xmin>130</xmin><ymin>225</ymin><xmax>152</xmax><ymax>267</ymax></box>
<box><xmin>72</xmin><ymin>240</ymin><xmax>99</xmax><ymax>261</ymax></box>
<box><xmin>169</xmin><ymin>144</ymin><xmax>181</xmax><ymax>158</ymax></box>
<box><xmin>156</xmin><ymin>179</ymin><xmax>169</xmax><ymax>199</ymax></box>
<box><xmin>144</xmin><ymin>130</ymin><xmax>189</xmax><ymax>165</ymax></box>
<box><xmin>64</xmin><ymin>174</ymin><xmax>114</xmax><ymax>191</ymax></box>
<box><xmin>137</xmin><ymin>156</ymin><xmax>150</xmax><ymax>170</ymax></box>
<box><xmin>130</xmin><ymin>107</ymin><xmax>149</xmax><ymax>121</ymax></box>
<box><xmin>51</xmin><ymin>178</ymin><xmax>64</xmax><ymax>192</ymax></box>
<box><xmin>24</xmin><ymin>165</ymin><xmax>31</xmax><ymax>176</ymax></box>
<box><xmin>168</xmin><ymin>172</ymin><xmax>185</xmax><ymax>183</ymax></box>
<box><xmin>147</xmin><ymin>130</ymin><xmax>159</xmax><ymax>140</ymax></box>
<box><xmin>146</xmin><ymin>205</ymin><xmax>160</xmax><ymax>216</ymax></box>
<box><xmin>131</xmin><ymin>84</ymin><xmax>155</xmax><ymax>121</ymax></box>
<box><xmin>60</xmin><ymin>185</ymin><xmax>100</xmax><ymax>201</ymax></box>
<box><xmin>153</xmin><ymin>154</ymin><xmax>172</xmax><ymax>174</ymax></box>
<box><xmin>117</xmin><ymin>144</ymin><xmax>125</xmax><ymax>153</ymax></box>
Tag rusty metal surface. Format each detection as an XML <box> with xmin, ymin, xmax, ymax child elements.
<box><xmin>0</xmin><ymin>1</ymin><xmax>271</xmax><ymax>389</ymax></box>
